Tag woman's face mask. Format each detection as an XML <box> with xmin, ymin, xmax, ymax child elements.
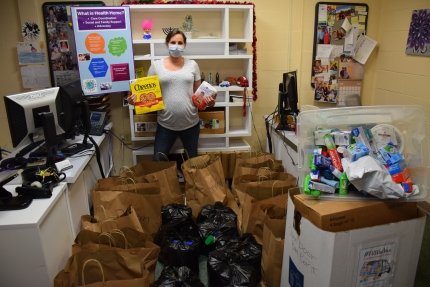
<box><xmin>168</xmin><ymin>44</ymin><xmax>185</xmax><ymax>58</ymax></box>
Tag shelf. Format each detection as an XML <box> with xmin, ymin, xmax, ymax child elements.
<box><xmin>128</xmin><ymin>3</ymin><xmax>254</xmax><ymax>154</ymax></box>
<box><xmin>134</xmin><ymin>54</ymin><xmax>252</xmax><ymax>61</ymax></box>
<box><xmin>131</xmin><ymin>138</ymin><xmax>251</xmax><ymax>163</ymax></box>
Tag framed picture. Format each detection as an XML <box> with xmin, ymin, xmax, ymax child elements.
<box><xmin>42</xmin><ymin>1</ymin><xmax>104</xmax><ymax>87</ymax></box>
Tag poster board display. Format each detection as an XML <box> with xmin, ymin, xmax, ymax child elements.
<box><xmin>71</xmin><ymin>6</ymin><xmax>135</xmax><ymax>95</ymax></box>
<box><xmin>311</xmin><ymin>2</ymin><xmax>369</xmax><ymax>105</ymax></box>
<box><xmin>42</xmin><ymin>1</ymin><xmax>105</xmax><ymax>87</ymax></box>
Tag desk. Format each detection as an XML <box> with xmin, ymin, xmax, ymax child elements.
<box><xmin>7</xmin><ymin>134</ymin><xmax>112</xmax><ymax>235</ymax></box>
<box><xmin>266</xmin><ymin>122</ymin><xmax>299</xmax><ymax>179</ymax></box>
<box><xmin>4</xmin><ymin>134</ymin><xmax>112</xmax><ymax>238</ymax></box>
<box><xmin>60</xmin><ymin>134</ymin><xmax>113</xmax><ymax>237</ymax></box>
<box><xmin>0</xmin><ymin>134</ymin><xmax>112</xmax><ymax>286</ymax></box>
<box><xmin>0</xmin><ymin>183</ymin><xmax>73</xmax><ymax>287</ymax></box>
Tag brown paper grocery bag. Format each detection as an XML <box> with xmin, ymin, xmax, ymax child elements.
<box><xmin>94</xmin><ymin>176</ymin><xmax>139</xmax><ymax>190</ymax></box>
<box><xmin>74</xmin><ymin>228</ymin><xmax>155</xmax><ymax>250</ymax></box>
<box><xmin>121</xmin><ymin>160</ymin><xmax>184</xmax><ymax>205</ymax></box>
<box><xmin>54</xmin><ymin>249</ymin><xmax>152</xmax><ymax>287</ymax></box>
<box><xmin>253</xmin><ymin>204</ymin><xmax>286</xmax><ymax>242</ymax></box>
<box><xmin>232</xmin><ymin>152</ymin><xmax>285</xmax><ymax>189</ymax></box>
<box><xmin>233</xmin><ymin>152</ymin><xmax>284</xmax><ymax>175</ymax></box>
<box><xmin>80</xmin><ymin>206</ymin><xmax>143</xmax><ymax>233</ymax></box>
<box><xmin>233</xmin><ymin>179</ymin><xmax>292</xmax><ymax>234</ymax></box>
<box><xmin>92</xmin><ymin>183</ymin><xmax>162</xmax><ymax>236</ymax></box>
<box><xmin>72</xmin><ymin>229</ymin><xmax>160</xmax><ymax>285</ymax></box>
<box><xmin>261</xmin><ymin>217</ymin><xmax>286</xmax><ymax>287</ymax></box>
<box><xmin>182</xmin><ymin>154</ymin><xmax>227</xmax><ymax>217</ymax></box>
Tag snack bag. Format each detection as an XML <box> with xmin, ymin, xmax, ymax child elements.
<box><xmin>130</xmin><ymin>75</ymin><xmax>165</xmax><ymax>114</ymax></box>
<box><xmin>192</xmin><ymin>81</ymin><xmax>217</xmax><ymax>111</ymax></box>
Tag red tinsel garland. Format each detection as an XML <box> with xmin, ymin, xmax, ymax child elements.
<box><xmin>122</xmin><ymin>0</ymin><xmax>258</xmax><ymax>104</ymax></box>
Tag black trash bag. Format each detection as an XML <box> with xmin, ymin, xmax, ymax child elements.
<box><xmin>196</xmin><ymin>202</ymin><xmax>239</xmax><ymax>253</ymax></box>
<box><xmin>207</xmin><ymin>234</ymin><xmax>262</xmax><ymax>287</ymax></box>
<box><xmin>158</xmin><ymin>234</ymin><xmax>202</xmax><ymax>274</ymax></box>
<box><xmin>154</xmin><ymin>266</ymin><xmax>204</xmax><ymax>287</ymax></box>
<box><xmin>154</xmin><ymin>217</ymin><xmax>200</xmax><ymax>247</ymax></box>
<box><xmin>198</xmin><ymin>221</ymin><xmax>239</xmax><ymax>253</ymax></box>
<box><xmin>161</xmin><ymin>203</ymin><xmax>193</xmax><ymax>225</ymax></box>
<box><xmin>233</xmin><ymin>233</ymin><xmax>262</xmax><ymax>273</ymax></box>
<box><xmin>197</xmin><ymin>202</ymin><xmax>237</xmax><ymax>225</ymax></box>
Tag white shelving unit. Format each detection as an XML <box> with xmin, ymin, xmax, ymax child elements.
<box><xmin>125</xmin><ymin>4</ymin><xmax>254</xmax><ymax>162</ymax></box>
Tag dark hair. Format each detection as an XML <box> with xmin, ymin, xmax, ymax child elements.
<box><xmin>165</xmin><ymin>28</ymin><xmax>187</xmax><ymax>45</ymax></box>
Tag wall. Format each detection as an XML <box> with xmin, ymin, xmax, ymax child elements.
<box><xmin>1</xmin><ymin>0</ymin><xmax>429</xmax><ymax>174</ymax></box>
<box><xmin>0</xmin><ymin>0</ymin><xmax>23</xmax><ymax>149</ymax></box>
<box><xmin>372</xmin><ymin>0</ymin><xmax>430</xmax><ymax>132</ymax></box>
<box><xmin>249</xmin><ymin>0</ymin><xmax>380</xmax><ymax>151</ymax></box>
<box><xmin>1</xmin><ymin>1</ymin><xmax>429</xmax><ymax>285</ymax></box>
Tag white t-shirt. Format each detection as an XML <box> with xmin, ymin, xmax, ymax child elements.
<box><xmin>148</xmin><ymin>57</ymin><xmax>201</xmax><ymax>131</ymax></box>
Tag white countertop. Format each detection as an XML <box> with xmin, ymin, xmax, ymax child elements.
<box><xmin>1</xmin><ymin>133</ymin><xmax>106</xmax><ymax>185</ymax></box>
<box><xmin>0</xmin><ymin>183</ymin><xmax>67</xmax><ymax>230</ymax></box>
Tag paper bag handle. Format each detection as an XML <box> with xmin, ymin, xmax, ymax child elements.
<box><xmin>82</xmin><ymin>259</ymin><xmax>105</xmax><ymax>286</ymax></box>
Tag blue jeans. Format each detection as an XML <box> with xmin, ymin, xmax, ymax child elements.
<box><xmin>153</xmin><ymin>122</ymin><xmax>200</xmax><ymax>161</ymax></box>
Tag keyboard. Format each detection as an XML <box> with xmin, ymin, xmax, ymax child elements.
<box><xmin>29</xmin><ymin>144</ymin><xmax>48</xmax><ymax>158</ymax></box>
<box><xmin>61</xmin><ymin>143</ymin><xmax>93</xmax><ymax>156</ymax></box>
<box><xmin>16</xmin><ymin>140</ymin><xmax>44</xmax><ymax>157</ymax></box>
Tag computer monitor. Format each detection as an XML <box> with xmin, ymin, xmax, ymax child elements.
<box><xmin>4</xmin><ymin>87</ymin><xmax>64</xmax><ymax>149</ymax></box>
<box><xmin>276</xmin><ymin>71</ymin><xmax>299</xmax><ymax>131</ymax></box>
<box><xmin>57</xmin><ymin>80</ymin><xmax>85</xmax><ymax>140</ymax></box>
<box><xmin>281</xmin><ymin>71</ymin><xmax>299</xmax><ymax>115</ymax></box>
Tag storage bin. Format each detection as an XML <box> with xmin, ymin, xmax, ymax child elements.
<box><xmin>296</xmin><ymin>105</ymin><xmax>429</xmax><ymax>200</ymax></box>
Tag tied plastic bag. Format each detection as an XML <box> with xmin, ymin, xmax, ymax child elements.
<box><xmin>196</xmin><ymin>202</ymin><xmax>239</xmax><ymax>253</ymax></box>
<box><xmin>157</xmin><ymin>234</ymin><xmax>202</xmax><ymax>273</ymax></box>
<box><xmin>207</xmin><ymin>234</ymin><xmax>262</xmax><ymax>287</ymax></box>
<box><xmin>161</xmin><ymin>203</ymin><xmax>193</xmax><ymax>225</ymax></box>
<box><xmin>154</xmin><ymin>266</ymin><xmax>204</xmax><ymax>287</ymax></box>
<box><xmin>154</xmin><ymin>204</ymin><xmax>202</xmax><ymax>273</ymax></box>
<box><xmin>342</xmin><ymin>156</ymin><xmax>405</xmax><ymax>199</ymax></box>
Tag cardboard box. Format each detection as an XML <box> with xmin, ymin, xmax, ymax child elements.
<box><xmin>280</xmin><ymin>188</ymin><xmax>426</xmax><ymax>287</ymax></box>
<box><xmin>134</xmin><ymin>113</ymin><xmax>157</xmax><ymax>137</ymax></box>
<box><xmin>199</xmin><ymin>111</ymin><xmax>225</xmax><ymax>134</ymax></box>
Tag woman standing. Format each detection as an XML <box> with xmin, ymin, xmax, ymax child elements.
<box><xmin>129</xmin><ymin>29</ymin><xmax>215</xmax><ymax>160</ymax></box>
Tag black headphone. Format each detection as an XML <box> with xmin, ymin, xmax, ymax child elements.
<box><xmin>0</xmin><ymin>157</ymin><xmax>27</xmax><ymax>170</ymax></box>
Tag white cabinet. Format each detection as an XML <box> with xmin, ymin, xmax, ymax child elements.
<box><xmin>0</xmin><ymin>184</ymin><xmax>73</xmax><ymax>287</ymax></box>
<box><xmin>125</xmin><ymin>4</ymin><xmax>254</xmax><ymax>160</ymax></box>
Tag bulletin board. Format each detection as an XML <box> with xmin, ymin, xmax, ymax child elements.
<box><xmin>311</xmin><ymin>2</ymin><xmax>369</xmax><ymax>106</ymax></box>
<box><xmin>42</xmin><ymin>1</ymin><xmax>104</xmax><ymax>87</ymax></box>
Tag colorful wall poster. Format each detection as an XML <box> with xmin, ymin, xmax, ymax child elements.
<box><xmin>406</xmin><ymin>9</ymin><xmax>430</xmax><ymax>57</ymax></box>
<box><xmin>71</xmin><ymin>6</ymin><xmax>135</xmax><ymax>95</ymax></box>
